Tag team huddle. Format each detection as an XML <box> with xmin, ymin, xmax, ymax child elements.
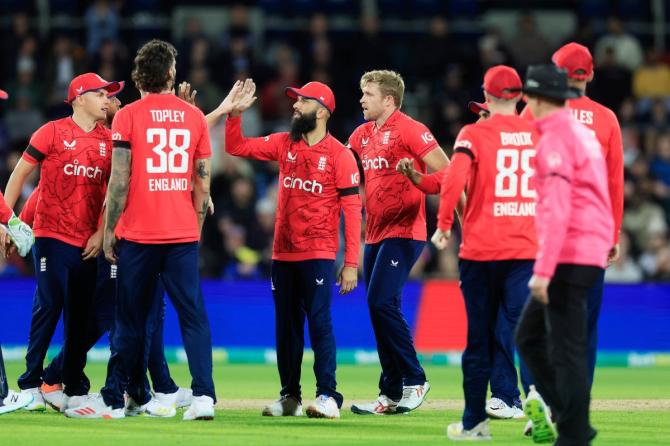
<box><xmin>0</xmin><ymin>38</ymin><xmax>620</xmax><ymax>446</ymax></box>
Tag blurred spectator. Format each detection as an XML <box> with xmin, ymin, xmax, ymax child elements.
<box><xmin>188</xmin><ymin>66</ymin><xmax>224</xmax><ymax>113</ymax></box>
<box><xmin>505</xmin><ymin>12</ymin><xmax>551</xmax><ymax>69</ymax></box>
<box><xmin>85</xmin><ymin>0</ymin><xmax>119</xmax><ymax>54</ymax></box>
<box><xmin>589</xmin><ymin>46</ymin><xmax>631</xmax><ymax>113</ymax></box>
<box><xmin>604</xmin><ymin>231</ymin><xmax>643</xmax><ymax>283</ymax></box>
<box><xmin>477</xmin><ymin>26</ymin><xmax>512</xmax><ymax>70</ymax></box>
<box><xmin>595</xmin><ymin>16</ymin><xmax>643</xmax><ymax>71</ymax></box>
<box><xmin>45</xmin><ymin>36</ymin><xmax>87</xmax><ymax>114</ymax></box>
<box><xmin>5</xmin><ymin>60</ymin><xmax>44</xmax><ymax>111</ymax></box>
<box><xmin>622</xmin><ymin>179</ymin><xmax>668</xmax><ymax>251</ymax></box>
<box><xmin>4</xmin><ymin>95</ymin><xmax>45</xmax><ymax>145</ymax></box>
<box><xmin>638</xmin><ymin>232</ymin><xmax>670</xmax><ymax>280</ymax></box>
<box><xmin>633</xmin><ymin>49</ymin><xmax>670</xmax><ymax>99</ymax></box>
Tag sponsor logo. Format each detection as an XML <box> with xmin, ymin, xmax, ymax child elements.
<box><xmin>455</xmin><ymin>139</ymin><xmax>472</xmax><ymax>149</ymax></box>
<box><xmin>318</xmin><ymin>156</ymin><xmax>327</xmax><ymax>171</ymax></box>
<box><xmin>40</xmin><ymin>257</ymin><xmax>47</xmax><ymax>272</ymax></box>
<box><xmin>361</xmin><ymin>137</ymin><xmax>369</xmax><ymax>146</ymax></box>
<box><xmin>63</xmin><ymin>160</ymin><xmax>103</xmax><ymax>180</ymax></box>
<box><xmin>63</xmin><ymin>140</ymin><xmax>76</xmax><ymax>150</ymax></box>
<box><xmin>282</xmin><ymin>176</ymin><xmax>323</xmax><ymax>194</ymax></box>
<box><xmin>391</xmin><ymin>260</ymin><xmax>399</xmax><ymax>267</ymax></box>
<box><xmin>287</xmin><ymin>151</ymin><xmax>297</xmax><ymax>162</ymax></box>
<box><xmin>382</xmin><ymin>131</ymin><xmax>391</xmax><ymax>145</ymax></box>
<box><xmin>315</xmin><ymin>278</ymin><xmax>324</xmax><ymax>286</ymax></box>
<box><xmin>75</xmin><ymin>86</ymin><xmax>84</xmax><ymax>94</ymax></box>
<box><xmin>264</xmin><ymin>136</ymin><xmax>270</xmax><ymax>142</ymax></box>
<box><xmin>351</xmin><ymin>172</ymin><xmax>360</xmax><ymax>185</ymax></box>
<box><xmin>361</xmin><ymin>155</ymin><xmax>389</xmax><ymax>171</ymax></box>
<box><xmin>420</xmin><ymin>132</ymin><xmax>434</xmax><ymax>144</ymax></box>
<box><xmin>110</xmin><ymin>265</ymin><xmax>117</xmax><ymax>279</ymax></box>
<box><xmin>112</xmin><ymin>132</ymin><xmax>122</xmax><ymax>141</ymax></box>
<box><xmin>99</xmin><ymin>142</ymin><xmax>107</xmax><ymax>157</ymax></box>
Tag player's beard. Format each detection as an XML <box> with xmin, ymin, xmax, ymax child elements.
<box><xmin>289</xmin><ymin>111</ymin><xmax>317</xmax><ymax>142</ymax></box>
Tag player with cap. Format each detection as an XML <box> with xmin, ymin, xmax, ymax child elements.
<box><xmin>64</xmin><ymin>39</ymin><xmax>215</xmax><ymax>420</ymax></box>
<box><xmin>522</xmin><ymin>42</ymin><xmax>623</xmax><ymax>394</ymax></box>
<box><xmin>400</xmin><ymin>65</ymin><xmax>536</xmax><ymax>440</ymax></box>
<box><xmin>346</xmin><ymin>70</ymin><xmax>449</xmax><ymax>415</ymax></box>
<box><xmin>3</xmin><ymin>73</ymin><xmax>121</xmax><ymax>410</ymax></box>
<box><xmin>516</xmin><ymin>64</ymin><xmax>613</xmax><ymax>446</ymax></box>
<box><xmin>16</xmin><ymin>89</ymin><xmax>191</xmax><ymax>415</ymax></box>
<box><xmin>224</xmin><ymin>79</ymin><xmax>361</xmax><ymax>419</ymax></box>
<box><xmin>0</xmin><ymin>87</ymin><xmax>36</xmax><ymax>415</ymax></box>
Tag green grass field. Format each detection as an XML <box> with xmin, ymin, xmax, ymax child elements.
<box><xmin>2</xmin><ymin>362</ymin><xmax>669</xmax><ymax>445</ymax></box>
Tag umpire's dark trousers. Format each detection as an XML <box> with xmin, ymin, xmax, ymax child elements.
<box><xmin>516</xmin><ymin>264</ymin><xmax>602</xmax><ymax>446</ymax></box>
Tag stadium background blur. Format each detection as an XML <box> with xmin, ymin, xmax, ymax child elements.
<box><xmin>0</xmin><ymin>0</ymin><xmax>669</xmax><ymax>284</ymax></box>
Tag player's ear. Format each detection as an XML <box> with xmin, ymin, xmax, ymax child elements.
<box><xmin>587</xmin><ymin>72</ymin><xmax>594</xmax><ymax>82</ymax></box>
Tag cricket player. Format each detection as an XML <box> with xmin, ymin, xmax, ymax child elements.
<box><xmin>4</xmin><ymin>73</ymin><xmax>121</xmax><ymax>410</ymax></box>
<box><xmin>400</xmin><ymin>66</ymin><xmax>536</xmax><ymax>440</ymax></box>
<box><xmin>347</xmin><ymin>70</ymin><xmax>449</xmax><ymax>415</ymax></box>
<box><xmin>516</xmin><ymin>64</ymin><xmax>613</xmax><ymax>446</ymax></box>
<box><xmin>65</xmin><ymin>39</ymin><xmax>215</xmax><ymax>420</ymax></box>
<box><xmin>224</xmin><ymin>79</ymin><xmax>361</xmax><ymax>419</ymax></box>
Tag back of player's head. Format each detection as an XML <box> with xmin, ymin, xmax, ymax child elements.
<box><xmin>552</xmin><ymin>42</ymin><xmax>594</xmax><ymax>81</ymax></box>
<box><xmin>482</xmin><ymin>65</ymin><xmax>522</xmax><ymax>101</ymax></box>
<box><xmin>360</xmin><ymin>70</ymin><xmax>405</xmax><ymax>108</ymax></box>
<box><xmin>132</xmin><ymin>39</ymin><xmax>178</xmax><ymax>94</ymax></box>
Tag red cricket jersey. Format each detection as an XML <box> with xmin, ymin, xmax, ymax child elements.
<box><xmin>225</xmin><ymin>116</ymin><xmax>362</xmax><ymax>266</ymax></box>
<box><xmin>112</xmin><ymin>94</ymin><xmax>211</xmax><ymax>244</ymax></box>
<box><xmin>0</xmin><ymin>191</ymin><xmax>13</xmax><ymax>224</ymax></box>
<box><xmin>348</xmin><ymin>110</ymin><xmax>438</xmax><ymax>244</ymax></box>
<box><xmin>438</xmin><ymin>114</ymin><xmax>539</xmax><ymax>261</ymax></box>
<box><xmin>22</xmin><ymin>118</ymin><xmax>111</xmax><ymax>248</ymax></box>
<box><xmin>521</xmin><ymin>96</ymin><xmax>623</xmax><ymax>243</ymax></box>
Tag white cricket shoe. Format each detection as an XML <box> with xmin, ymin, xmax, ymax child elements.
<box><xmin>63</xmin><ymin>394</ymin><xmax>97</xmax><ymax>412</ymax></box>
<box><xmin>351</xmin><ymin>395</ymin><xmax>399</xmax><ymax>415</ymax></box>
<box><xmin>396</xmin><ymin>381</ymin><xmax>430</xmax><ymax>413</ymax></box>
<box><xmin>145</xmin><ymin>398</ymin><xmax>177</xmax><ymax>418</ymax></box>
<box><xmin>0</xmin><ymin>390</ymin><xmax>34</xmax><ymax>415</ymax></box>
<box><xmin>64</xmin><ymin>394</ymin><xmax>124</xmax><ymax>419</ymax></box>
<box><xmin>124</xmin><ymin>395</ymin><xmax>146</xmax><ymax>417</ymax></box>
<box><xmin>183</xmin><ymin>395</ymin><xmax>214</xmax><ymax>421</ymax></box>
<box><xmin>1</xmin><ymin>214</ymin><xmax>35</xmax><ymax>257</ymax></box>
<box><xmin>447</xmin><ymin>420</ymin><xmax>492</xmax><ymax>441</ymax></box>
<box><xmin>262</xmin><ymin>395</ymin><xmax>302</xmax><ymax>416</ymax></box>
<box><xmin>40</xmin><ymin>383</ymin><xmax>65</xmax><ymax>412</ymax></box>
<box><xmin>154</xmin><ymin>387</ymin><xmax>193</xmax><ymax>410</ymax></box>
<box><xmin>486</xmin><ymin>397</ymin><xmax>524</xmax><ymax>419</ymax></box>
<box><xmin>21</xmin><ymin>387</ymin><xmax>46</xmax><ymax>411</ymax></box>
<box><xmin>305</xmin><ymin>395</ymin><xmax>340</xmax><ymax>419</ymax></box>
<box><xmin>524</xmin><ymin>385</ymin><xmax>556</xmax><ymax>444</ymax></box>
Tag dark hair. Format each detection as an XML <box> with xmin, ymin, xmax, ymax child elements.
<box><xmin>132</xmin><ymin>39</ymin><xmax>177</xmax><ymax>93</ymax></box>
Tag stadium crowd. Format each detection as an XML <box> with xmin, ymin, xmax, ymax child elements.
<box><xmin>0</xmin><ymin>1</ymin><xmax>667</xmax><ymax>282</ymax></box>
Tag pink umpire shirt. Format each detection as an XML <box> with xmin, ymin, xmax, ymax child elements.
<box><xmin>533</xmin><ymin>108</ymin><xmax>614</xmax><ymax>279</ymax></box>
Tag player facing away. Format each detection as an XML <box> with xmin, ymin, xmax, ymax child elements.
<box><xmin>65</xmin><ymin>39</ymin><xmax>215</xmax><ymax>420</ymax></box>
<box><xmin>347</xmin><ymin>70</ymin><xmax>450</xmax><ymax>415</ymax></box>
<box><xmin>415</xmin><ymin>66</ymin><xmax>539</xmax><ymax>441</ymax></box>
<box><xmin>19</xmin><ymin>92</ymin><xmax>191</xmax><ymax>415</ymax></box>
<box><xmin>4</xmin><ymin>73</ymin><xmax>121</xmax><ymax>411</ymax></box>
<box><xmin>516</xmin><ymin>65</ymin><xmax>613</xmax><ymax>446</ymax></box>
<box><xmin>521</xmin><ymin>42</ymin><xmax>623</xmax><ymax>390</ymax></box>
<box><xmin>224</xmin><ymin>79</ymin><xmax>361</xmax><ymax>419</ymax></box>
<box><xmin>0</xmin><ymin>87</ymin><xmax>35</xmax><ymax>415</ymax></box>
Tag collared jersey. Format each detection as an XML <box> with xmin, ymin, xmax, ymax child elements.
<box><xmin>348</xmin><ymin>110</ymin><xmax>438</xmax><ymax>244</ymax></box>
<box><xmin>22</xmin><ymin>118</ymin><xmax>111</xmax><ymax>247</ymax></box>
<box><xmin>438</xmin><ymin>114</ymin><xmax>539</xmax><ymax>260</ymax></box>
<box><xmin>112</xmin><ymin>93</ymin><xmax>211</xmax><ymax>244</ymax></box>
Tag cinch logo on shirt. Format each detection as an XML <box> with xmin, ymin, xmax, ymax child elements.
<box><xmin>63</xmin><ymin>160</ymin><xmax>103</xmax><ymax>180</ymax></box>
<box><xmin>361</xmin><ymin>155</ymin><xmax>389</xmax><ymax>171</ymax></box>
<box><xmin>283</xmin><ymin>176</ymin><xmax>323</xmax><ymax>194</ymax></box>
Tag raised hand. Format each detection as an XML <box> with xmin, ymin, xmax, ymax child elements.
<box><xmin>178</xmin><ymin>81</ymin><xmax>197</xmax><ymax>105</ymax></box>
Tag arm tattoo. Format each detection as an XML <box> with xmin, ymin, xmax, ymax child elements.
<box><xmin>196</xmin><ymin>160</ymin><xmax>210</xmax><ymax>180</ymax></box>
<box><xmin>105</xmin><ymin>148</ymin><xmax>131</xmax><ymax>235</ymax></box>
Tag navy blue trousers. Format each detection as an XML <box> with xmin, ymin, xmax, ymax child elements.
<box><xmin>459</xmin><ymin>259</ymin><xmax>534</xmax><ymax>429</ymax></box>
<box><xmin>101</xmin><ymin>241</ymin><xmax>214</xmax><ymax>409</ymax></box>
<box><xmin>271</xmin><ymin>259</ymin><xmax>342</xmax><ymax>407</ymax></box>
<box><xmin>43</xmin><ymin>257</ymin><xmax>177</xmax><ymax>395</ymax></box>
<box><xmin>18</xmin><ymin>238</ymin><xmax>96</xmax><ymax>396</ymax></box>
<box><xmin>364</xmin><ymin>238</ymin><xmax>426</xmax><ymax>401</ymax></box>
